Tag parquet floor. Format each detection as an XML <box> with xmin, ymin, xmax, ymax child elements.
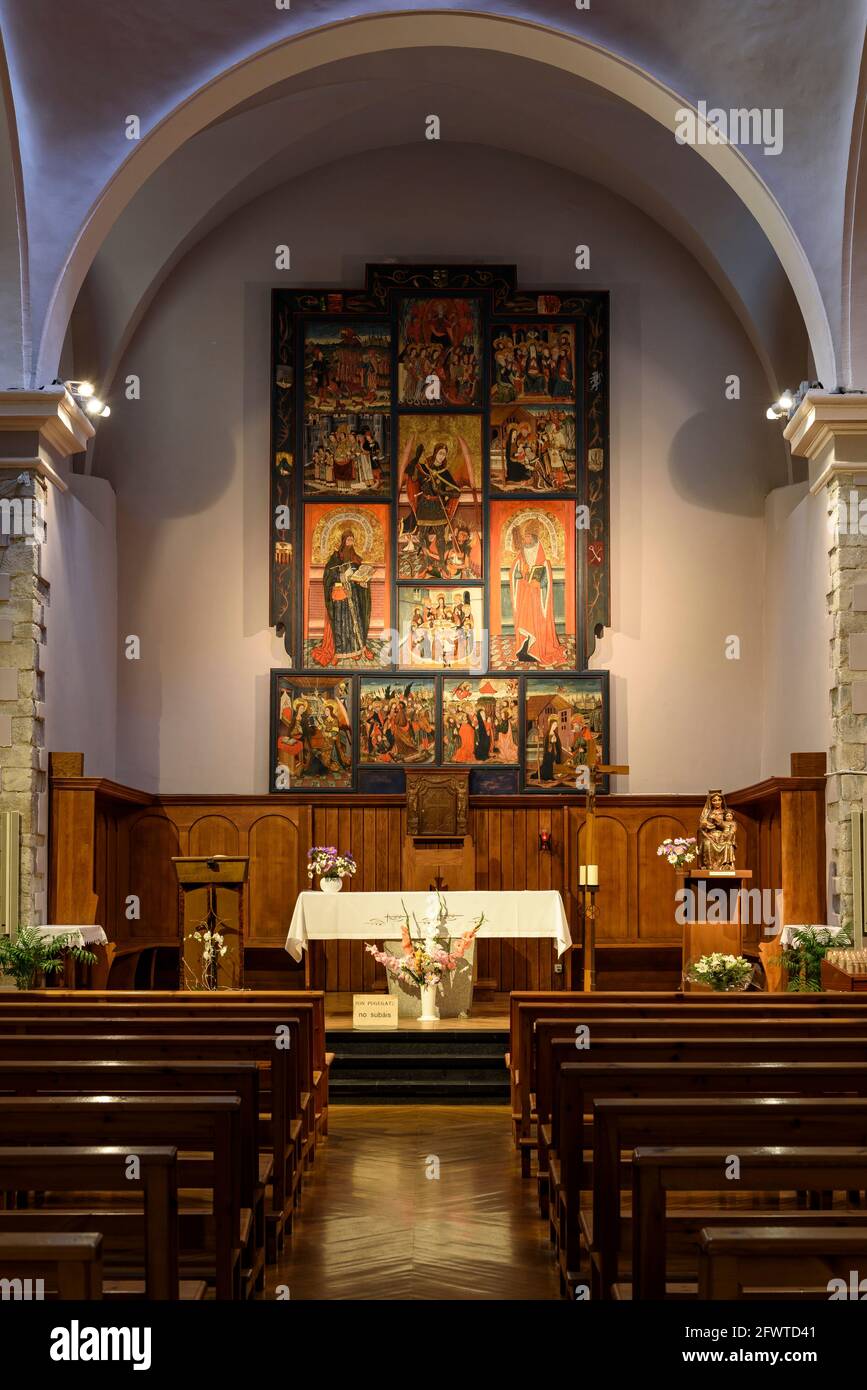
<box><xmin>265</xmin><ymin>1105</ymin><xmax>560</xmax><ymax>1300</ymax></box>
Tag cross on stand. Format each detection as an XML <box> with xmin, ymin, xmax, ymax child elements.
<box><xmin>578</xmin><ymin>760</ymin><xmax>629</xmax><ymax>991</ymax></box>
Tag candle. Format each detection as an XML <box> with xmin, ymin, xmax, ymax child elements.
<box><xmin>587</xmin><ymin>865</ymin><xmax>599</xmax><ymax>886</ymax></box>
<box><xmin>579</xmin><ymin>866</ymin><xmax>586</xmax><ymax>886</ymax></box>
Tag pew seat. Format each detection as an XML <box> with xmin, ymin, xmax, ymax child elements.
<box><xmin>0</xmin><ymin>1231</ymin><xmax>103</xmax><ymax>1300</ymax></box>
<box><xmin>697</xmin><ymin>1225</ymin><xmax>867</xmax><ymax>1299</ymax></box>
<box><xmin>630</xmin><ymin>1145</ymin><xmax>867</xmax><ymax>1299</ymax></box>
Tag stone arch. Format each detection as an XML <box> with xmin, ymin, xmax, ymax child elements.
<box><xmin>37</xmin><ymin>12</ymin><xmax>834</xmax><ymax>385</ymax></box>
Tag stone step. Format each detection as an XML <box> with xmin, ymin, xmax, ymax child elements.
<box><xmin>327</xmin><ymin>1029</ymin><xmax>510</xmax><ymax>1101</ymax></box>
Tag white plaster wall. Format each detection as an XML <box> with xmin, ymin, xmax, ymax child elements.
<box><xmin>760</xmin><ymin>482</ymin><xmax>832</xmax><ymax>776</ymax></box>
<box><xmin>97</xmin><ymin>142</ymin><xmax>788</xmax><ymax>794</ymax></box>
<box><xmin>43</xmin><ymin>475</ymin><xmax>117</xmax><ymax>780</ymax></box>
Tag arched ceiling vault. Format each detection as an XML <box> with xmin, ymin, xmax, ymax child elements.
<box><xmin>0</xmin><ymin>32</ymin><xmax>28</xmax><ymax>386</ymax></box>
<box><xmin>1</xmin><ymin>5</ymin><xmax>865</xmax><ymax>388</ymax></box>
<box><xmin>76</xmin><ymin>45</ymin><xmax>808</xmax><ymax>408</ymax></box>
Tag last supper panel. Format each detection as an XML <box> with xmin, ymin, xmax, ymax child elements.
<box><xmin>271</xmin><ymin>264</ymin><xmax>610</xmax><ymax>788</ymax></box>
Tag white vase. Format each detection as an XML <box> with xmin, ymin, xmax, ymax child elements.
<box><xmin>419</xmin><ymin>982</ymin><xmax>440</xmax><ymax>1022</ymax></box>
<box><xmin>320</xmin><ymin>876</ymin><xmax>343</xmax><ymax>894</ymax></box>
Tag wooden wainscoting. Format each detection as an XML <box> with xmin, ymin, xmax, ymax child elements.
<box><xmin>48</xmin><ymin>768</ymin><xmax>826</xmax><ymax>994</ymax></box>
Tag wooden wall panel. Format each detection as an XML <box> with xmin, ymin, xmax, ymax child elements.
<box><xmin>127</xmin><ymin>813</ymin><xmax>181</xmax><ymax>941</ymax></box>
<box><xmin>636</xmin><ymin>814</ymin><xmax>694</xmax><ymax>940</ymax></box>
<box><xmin>578</xmin><ymin>815</ymin><xmax>629</xmax><ymax>941</ymax></box>
<box><xmin>248</xmin><ymin>813</ymin><xmax>305</xmax><ymax>944</ymax></box>
<box><xmin>188</xmin><ymin>815</ymin><xmax>239</xmax><ymax>858</ymax></box>
<box><xmin>49</xmin><ymin>774</ymin><xmax>826</xmax><ymax>995</ymax></box>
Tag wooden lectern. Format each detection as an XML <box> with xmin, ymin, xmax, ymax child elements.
<box><xmin>172</xmin><ymin>856</ymin><xmax>249</xmax><ymax>990</ymax></box>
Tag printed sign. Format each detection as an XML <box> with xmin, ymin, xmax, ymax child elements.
<box><xmin>352</xmin><ymin>994</ymin><xmax>399</xmax><ymax>1029</ymax></box>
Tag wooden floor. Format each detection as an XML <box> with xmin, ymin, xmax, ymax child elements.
<box><xmin>265</xmin><ymin>1105</ymin><xmax>559</xmax><ymax>1300</ymax></box>
<box><xmin>325</xmin><ymin>992</ymin><xmax>510</xmax><ymax>1030</ymax></box>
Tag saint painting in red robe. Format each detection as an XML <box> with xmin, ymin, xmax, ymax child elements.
<box><xmin>510</xmin><ymin>520</ymin><xmax>564</xmax><ymax>666</ymax></box>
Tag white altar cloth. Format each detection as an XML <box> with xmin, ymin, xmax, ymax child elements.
<box><xmin>779</xmin><ymin>924</ymin><xmax>844</xmax><ymax>948</ymax></box>
<box><xmin>285</xmin><ymin>890</ymin><xmax>571</xmax><ymax>961</ymax></box>
<box><xmin>35</xmin><ymin>925</ymin><xmax>108</xmax><ymax>947</ymax></box>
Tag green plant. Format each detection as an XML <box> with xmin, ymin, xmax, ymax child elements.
<box><xmin>777</xmin><ymin>925</ymin><xmax>852</xmax><ymax>993</ymax></box>
<box><xmin>0</xmin><ymin>926</ymin><xmax>97</xmax><ymax>990</ymax></box>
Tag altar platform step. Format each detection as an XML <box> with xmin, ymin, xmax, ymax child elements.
<box><xmin>327</xmin><ymin>1029</ymin><xmax>510</xmax><ymax>1103</ymax></box>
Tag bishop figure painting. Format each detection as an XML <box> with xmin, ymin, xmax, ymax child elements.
<box><xmin>489</xmin><ymin>500</ymin><xmax>576</xmax><ymax>669</ymax></box>
<box><xmin>304</xmin><ymin>504</ymin><xmax>391</xmax><ymax>668</ymax></box>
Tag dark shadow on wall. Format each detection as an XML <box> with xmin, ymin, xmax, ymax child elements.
<box><xmin>668</xmin><ymin>406</ymin><xmax>788</xmax><ymax>518</ymax></box>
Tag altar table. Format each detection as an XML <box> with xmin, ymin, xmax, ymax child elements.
<box><xmin>284</xmin><ymin>890</ymin><xmax>572</xmax><ymax>961</ymax></box>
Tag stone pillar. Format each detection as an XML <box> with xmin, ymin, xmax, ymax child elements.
<box><xmin>786</xmin><ymin>393</ymin><xmax>867</xmax><ymax>928</ymax></box>
<box><xmin>0</xmin><ymin>389</ymin><xmax>94</xmax><ymax>931</ymax></box>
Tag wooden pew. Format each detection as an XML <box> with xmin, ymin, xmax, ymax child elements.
<box><xmin>0</xmin><ymin>1232</ymin><xmax>103</xmax><ymax>1299</ymax></box>
<box><xmin>0</xmin><ymin>1003</ymin><xmax>319</xmax><ymax>1158</ymax></box>
<box><xmin>0</xmin><ymin>990</ymin><xmax>331</xmax><ymax>1135</ymax></box>
<box><xmin>533</xmin><ymin>1014</ymin><xmax>867</xmax><ymax>1196</ymax></box>
<box><xmin>697</xmin><ymin>1225</ymin><xmax>867</xmax><ymax>1299</ymax></box>
<box><xmin>590</xmin><ymin>1096</ymin><xmax>867</xmax><ymax>1300</ymax></box>
<box><xmin>630</xmin><ymin>1146</ymin><xmax>867</xmax><ymax>1299</ymax></box>
<box><xmin>0</xmin><ymin>1033</ymin><xmax>300</xmax><ymax>1255</ymax></box>
<box><xmin>0</xmin><ymin>1095</ymin><xmax>242</xmax><ymax>1299</ymax></box>
<box><xmin>0</xmin><ymin>1060</ymin><xmax>265</xmax><ymax>1294</ymax></box>
<box><xmin>0</xmin><ymin>1147</ymin><xmax>190</xmax><ymax>1298</ymax></box>
<box><xmin>554</xmin><ymin>1061</ymin><xmax>867</xmax><ymax>1289</ymax></box>
<box><xmin>539</xmin><ymin>1030</ymin><xmax>867</xmax><ymax>1218</ymax></box>
<box><xmin>511</xmin><ymin>994</ymin><xmax>867</xmax><ymax>1172</ymax></box>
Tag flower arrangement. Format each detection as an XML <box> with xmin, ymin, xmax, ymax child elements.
<box><xmin>657</xmin><ymin>836</ymin><xmax>698</xmax><ymax>869</ymax></box>
<box><xmin>686</xmin><ymin>952</ymin><xmax>753</xmax><ymax>992</ymax></box>
<box><xmin>184</xmin><ymin>924</ymin><xmax>228</xmax><ymax>991</ymax></box>
<box><xmin>307</xmin><ymin>846</ymin><xmax>357</xmax><ymax>882</ymax></box>
<box><xmin>365</xmin><ymin>894</ymin><xmax>483</xmax><ymax>993</ymax></box>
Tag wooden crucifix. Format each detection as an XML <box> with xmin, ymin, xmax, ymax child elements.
<box><xmin>578</xmin><ymin>759</ymin><xmax>629</xmax><ymax>991</ymax></box>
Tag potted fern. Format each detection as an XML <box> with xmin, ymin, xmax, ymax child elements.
<box><xmin>777</xmin><ymin>925</ymin><xmax>852</xmax><ymax>993</ymax></box>
<box><xmin>0</xmin><ymin>926</ymin><xmax>98</xmax><ymax>991</ymax></box>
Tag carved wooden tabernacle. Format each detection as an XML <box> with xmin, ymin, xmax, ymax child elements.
<box><xmin>405</xmin><ymin>769</ymin><xmax>470</xmax><ymax>838</ymax></box>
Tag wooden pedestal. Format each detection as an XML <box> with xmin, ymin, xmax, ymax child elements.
<box><xmin>401</xmin><ymin>835</ymin><xmax>475</xmax><ymax>892</ymax></box>
<box><xmin>172</xmin><ymin>856</ymin><xmax>248</xmax><ymax>990</ymax></box>
<box><xmin>401</xmin><ymin>766</ymin><xmax>474</xmax><ymax>892</ymax></box>
<box><xmin>678</xmin><ymin>869</ymin><xmax>752</xmax><ymax>989</ymax></box>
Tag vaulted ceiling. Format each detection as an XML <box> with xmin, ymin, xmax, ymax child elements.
<box><xmin>1</xmin><ymin>1</ymin><xmax>865</xmax><ymax>391</ymax></box>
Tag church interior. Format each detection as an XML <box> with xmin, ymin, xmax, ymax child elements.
<box><xmin>2</xmin><ymin>0</ymin><xmax>867</xmax><ymax>1343</ymax></box>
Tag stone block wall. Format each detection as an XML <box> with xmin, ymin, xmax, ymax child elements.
<box><xmin>826</xmin><ymin>477</ymin><xmax>867</xmax><ymax>929</ymax></box>
<box><xmin>0</xmin><ymin>471</ymin><xmax>49</xmax><ymax>929</ymax></box>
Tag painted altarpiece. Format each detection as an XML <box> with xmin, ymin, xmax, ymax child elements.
<box><xmin>270</xmin><ymin>264</ymin><xmax>610</xmax><ymax>792</ymax></box>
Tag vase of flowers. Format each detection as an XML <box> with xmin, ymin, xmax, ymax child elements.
<box><xmin>366</xmin><ymin>893</ymin><xmax>484</xmax><ymax>1021</ymax></box>
<box><xmin>307</xmin><ymin>846</ymin><xmax>357</xmax><ymax>893</ymax></box>
<box><xmin>686</xmin><ymin>952</ymin><xmax>754</xmax><ymax>992</ymax></box>
<box><xmin>420</xmin><ymin>982</ymin><xmax>440</xmax><ymax>1022</ymax></box>
<box><xmin>657</xmin><ymin>836</ymin><xmax>699</xmax><ymax>870</ymax></box>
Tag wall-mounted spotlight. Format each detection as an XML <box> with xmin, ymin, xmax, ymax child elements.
<box><xmin>766</xmin><ymin>390</ymin><xmax>794</xmax><ymax>421</ymax></box>
<box><xmin>66</xmin><ymin>380</ymin><xmax>111</xmax><ymax>419</ymax></box>
<box><xmin>539</xmin><ymin>829</ymin><xmax>553</xmax><ymax>853</ymax></box>
<box><xmin>766</xmin><ymin>380</ymin><xmax>826</xmax><ymax>423</ymax></box>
